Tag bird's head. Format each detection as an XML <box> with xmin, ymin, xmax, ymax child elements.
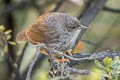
<box><xmin>65</xmin><ymin>16</ymin><xmax>87</xmax><ymax>32</ymax></box>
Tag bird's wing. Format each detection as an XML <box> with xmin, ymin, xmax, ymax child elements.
<box><xmin>26</xmin><ymin>23</ymin><xmax>60</xmax><ymax>45</ymax></box>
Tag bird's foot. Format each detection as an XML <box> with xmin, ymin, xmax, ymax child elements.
<box><xmin>54</xmin><ymin>58</ymin><xmax>70</xmax><ymax>63</ymax></box>
<box><xmin>40</xmin><ymin>48</ymin><xmax>48</xmax><ymax>55</ymax></box>
<box><xmin>66</xmin><ymin>49</ymin><xmax>72</xmax><ymax>56</ymax></box>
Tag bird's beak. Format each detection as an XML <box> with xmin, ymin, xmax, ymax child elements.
<box><xmin>77</xmin><ymin>24</ymin><xmax>87</xmax><ymax>30</ymax></box>
<box><xmin>80</xmin><ymin>24</ymin><xmax>88</xmax><ymax>29</ymax></box>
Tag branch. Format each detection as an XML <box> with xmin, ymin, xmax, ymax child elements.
<box><xmin>25</xmin><ymin>43</ymin><xmax>59</xmax><ymax>80</ymax></box>
<box><xmin>66</xmin><ymin>67</ymin><xmax>90</xmax><ymax>75</ymax></box>
<box><xmin>75</xmin><ymin>0</ymin><xmax>108</xmax><ymax>47</ymax></box>
<box><xmin>26</xmin><ymin>46</ymin><xmax>41</xmax><ymax>80</ymax></box>
<box><xmin>79</xmin><ymin>0</ymin><xmax>108</xmax><ymax>26</ymax></box>
<box><xmin>0</xmin><ymin>0</ymin><xmax>64</xmax><ymax>17</ymax></box>
<box><xmin>103</xmin><ymin>6</ymin><xmax>120</xmax><ymax>13</ymax></box>
<box><xmin>63</xmin><ymin>54</ymin><xmax>91</xmax><ymax>61</ymax></box>
<box><xmin>25</xmin><ymin>42</ymin><xmax>120</xmax><ymax>80</ymax></box>
<box><xmin>0</xmin><ymin>1</ymin><xmax>28</xmax><ymax>17</ymax></box>
<box><xmin>70</xmin><ymin>51</ymin><xmax>120</xmax><ymax>66</ymax></box>
<box><xmin>15</xmin><ymin>43</ymin><xmax>28</xmax><ymax>80</ymax></box>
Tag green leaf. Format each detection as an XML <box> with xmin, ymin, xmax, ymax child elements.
<box><xmin>0</xmin><ymin>25</ymin><xmax>5</xmax><ymax>32</ymax></box>
<box><xmin>4</xmin><ymin>30</ymin><xmax>12</xmax><ymax>34</ymax></box>
<box><xmin>106</xmin><ymin>67</ymin><xmax>111</xmax><ymax>73</ymax></box>
<box><xmin>103</xmin><ymin>57</ymin><xmax>112</xmax><ymax>67</ymax></box>
<box><xmin>95</xmin><ymin>60</ymin><xmax>105</xmax><ymax>69</ymax></box>
<box><xmin>5</xmin><ymin>35</ymin><xmax>11</xmax><ymax>40</ymax></box>
<box><xmin>8</xmin><ymin>41</ymin><xmax>16</xmax><ymax>45</ymax></box>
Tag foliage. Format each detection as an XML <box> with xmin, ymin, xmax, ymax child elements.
<box><xmin>0</xmin><ymin>25</ymin><xmax>16</xmax><ymax>60</ymax></box>
<box><xmin>0</xmin><ymin>25</ymin><xmax>16</xmax><ymax>80</ymax></box>
<box><xmin>0</xmin><ymin>0</ymin><xmax>120</xmax><ymax>80</ymax></box>
<box><xmin>87</xmin><ymin>69</ymin><xmax>103</xmax><ymax>80</ymax></box>
<box><xmin>0</xmin><ymin>25</ymin><xmax>16</xmax><ymax>46</ymax></box>
<box><xmin>95</xmin><ymin>56</ymin><xmax>120</xmax><ymax>80</ymax></box>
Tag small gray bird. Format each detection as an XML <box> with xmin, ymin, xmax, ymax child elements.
<box><xmin>16</xmin><ymin>12</ymin><xmax>85</xmax><ymax>62</ymax></box>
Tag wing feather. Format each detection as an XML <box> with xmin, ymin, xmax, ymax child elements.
<box><xmin>26</xmin><ymin>22</ymin><xmax>59</xmax><ymax>45</ymax></box>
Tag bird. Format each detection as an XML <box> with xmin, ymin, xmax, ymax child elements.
<box><xmin>16</xmin><ymin>12</ymin><xmax>85</xmax><ymax>63</ymax></box>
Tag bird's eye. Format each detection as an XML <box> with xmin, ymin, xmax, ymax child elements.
<box><xmin>72</xmin><ymin>26</ymin><xmax>76</xmax><ymax>29</ymax></box>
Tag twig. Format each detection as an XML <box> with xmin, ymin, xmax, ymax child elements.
<box><xmin>17</xmin><ymin>43</ymin><xmax>28</xmax><ymax>70</ymax></box>
<box><xmin>33</xmin><ymin>44</ymin><xmax>120</xmax><ymax>67</ymax></box>
<box><xmin>0</xmin><ymin>0</ymin><xmax>64</xmax><ymax>17</ymax></box>
<box><xmin>26</xmin><ymin>46</ymin><xmax>40</xmax><ymax>80</ymax></box>
<box><xmin>66</xmin><ymin>67</ymin><xmax>90</xmax><ymax>75</ymax></box>
<box><xmin>61</xmin><ymin>50</ymin><xmax>120</xmax><ymax>62</ymax></box>
<box><xmin>70</xmin><ymin>51</ymin><xmax>120</xmax><ymax>66</ymax></box>
<box><xmin>79</xmin><ymin>0</ymin><xmax>108</xmax><ymax>26</ymax></box>
<box><xmin>63</xmin><ymin>54</ymin><xmax>91</xmax><ymax>61</ymax></box>
<box><xmin>18</xmin><ymin>54</ymin><xmax>46</xmax><ymax>80</ymax></box>
<box><xmin>25</xmin><ymin>42</ymin><xmax>120</xmax><ymax>79</ymax></box>
<box><xmin>26</xmin><ymin>43</ymin><xmax>52</xmax><ymax>80</ymax></box>
<box><xmin>15</xmin><ymin>43</ymin><xmax>28</xmax><ymax>80</ymax></box>
<box><xmin>103</xmin><ymin>6</ymin><xmax>120</xmax><ymax>13</ymax></box>
<box><xmin>0</xmin><ymin>1</ymin><xmax>28</xmax><ymax>17</ymax></box>
<box><xmin>75</xmin><ymin>0</ymin><xmax>108</xmax><ymax>47</ymax></box>
<box><xmin>77</xmin><ymin>0</ymin><xmax>93</xmax><ymax>19</ymax></box>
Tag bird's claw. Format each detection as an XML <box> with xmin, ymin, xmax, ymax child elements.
<box><xmin>54</xmin><ymin>58</ymin><xmax>70</xmax><ymax>63</ymax></box>
<box><xmin>66</xmin><ymin>49</ymin><xmax>72</xmax><ymax>56</ymax></box>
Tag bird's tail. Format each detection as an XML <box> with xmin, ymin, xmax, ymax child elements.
<box><xmin>16</xmin><ymin>31</ymin><xmax>28</xmax><ymax>41</ymax></box>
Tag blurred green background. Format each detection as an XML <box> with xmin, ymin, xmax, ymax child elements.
<box><xmin>0</xmin><ymin>0</ymin><xmax>120</xmax><ymax>80</ymax></box>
